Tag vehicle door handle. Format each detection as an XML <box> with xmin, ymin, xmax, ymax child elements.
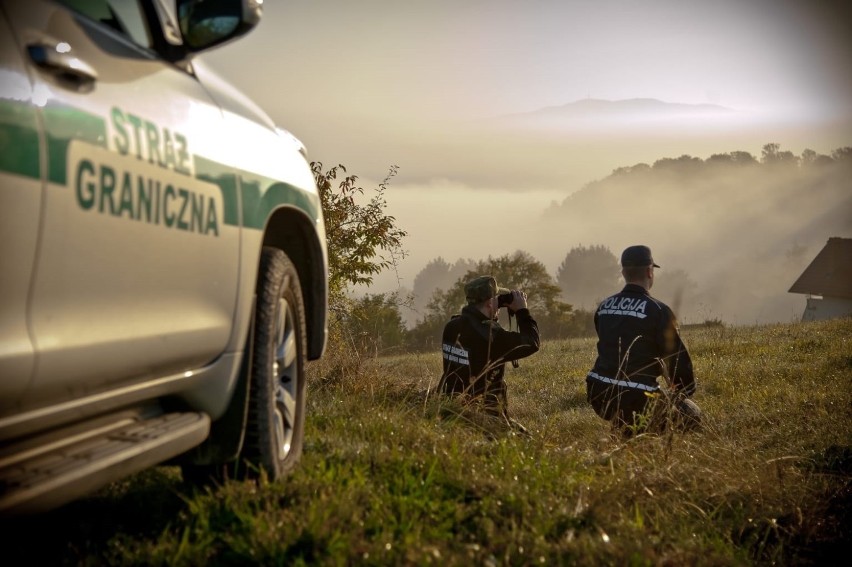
<box><xmin>27</xmin><ymin>43</ymin><xmax>98</xmax><ymax>91</ymax></box>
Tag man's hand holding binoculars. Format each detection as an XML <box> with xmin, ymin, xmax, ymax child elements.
<box><xmin>498</xmin><ymin>290</ymin><xmax>528</xmax><ymax>313</ymax></box>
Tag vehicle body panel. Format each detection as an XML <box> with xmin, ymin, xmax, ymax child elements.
<box><xmin>3</xmin><ymin>0</ymin><xmax>241</xmax><ymax>411</ymax></box>
<box><xmin>0</xmin><ymin>0</ymin><xmax>327</xmax><ymax>438</ymax></box>
<box><xmin>0</xmin><ymin>7</ymin><xmax>42</xmax><ymax>411</ymax></box>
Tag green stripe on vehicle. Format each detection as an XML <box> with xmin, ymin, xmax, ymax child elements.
<box><xmin>43</xmin><ymin>104</ymin><xmax>107</xmax><ymax>185</ymax></box>
<box><xmin>1</xmin><ymin>102</ymin><xmax>319</xmax><ymax>232</ymax></box>
<box><xmin>0</xmin><ymin>100</ymin><xmax>40</xmax><ymax>179</ymax></box>
<box><xmin>194</xmin><ymin>157</ymin><xmax>319</xmax><ymax>230</ymax></box>
<box><xmin>193</xmin><ymin>155</ymin><xmax>240</xmax><ymax>226</ymax></box>
<box><xmin>240</xmin><ymin>177</ymin><xmax>319</xmax><ymax>230</ymax></box>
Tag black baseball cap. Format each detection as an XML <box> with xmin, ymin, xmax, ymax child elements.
<box><xmin>621</xmin><ymin>245</ymin><xmax>660</xmax><ymax>268</ymax></box>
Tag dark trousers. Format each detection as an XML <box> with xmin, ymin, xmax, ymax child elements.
<box><xmin>587</xmin><ymin>379</ymin><xmax>701</xmax><ymax>435</ymax></box>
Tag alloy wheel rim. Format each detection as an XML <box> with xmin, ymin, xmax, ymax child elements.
<box><xmin>273</xmin><ymin>296</ymin><xmax>298</xmax><ymax>462</ymax></box>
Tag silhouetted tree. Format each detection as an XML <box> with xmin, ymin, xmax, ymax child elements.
<box><xmin>801</xmin><ymin>149</ymin><xmax>816</xmax><ymax>166</ymax></box>
<box><xmin>411</xmin><ymin>256</ymin><xmax>476</xmax><ymax>322</ymax></box>
<box><xmin>730</xmin><ymin>150</ymin><xmax>758</xmax><ymax>165</ymax></box>
<box><xmin>831</xmin><ymin>147</ymin><xmax>852</xmax><ymax>163</ymax></box>
<box><xmin>801</xmin><ymin>148</ymin><xmax>834</xmax><ymax>167</ymax></box>
<box><xmin>652</xmin><ymin>154</ymin><xmax>703</xmax><ymax>173</ymax></box>
<box><xmin>706</xmin><ymin>152</ymin><xmax>734</xmax><ymax>164</ymax></box>
<box><xmin>555</xmin><ymin>244</ymin><xmax>620</xmax><ymax>310</ymax></box>
<box><xmin>761</xmin><ymin>143</ymin><xmax>798</xmax><ymax>166</ymax></box>
<box><xmin>707</xmin><ymin>151</ymin><xmax>758</xmax><ymax>166</ymax></box>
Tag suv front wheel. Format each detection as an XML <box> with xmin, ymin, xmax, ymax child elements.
<box><xmin>242</xmin><ymin>246</ymin><xmax>308</xmax><ymax>479</ymax></box>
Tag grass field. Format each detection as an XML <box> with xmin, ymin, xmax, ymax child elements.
<box><xmin>5</xmin><ymin>318</ymin><xmax>850</xmax><ymax>566</ymax></box>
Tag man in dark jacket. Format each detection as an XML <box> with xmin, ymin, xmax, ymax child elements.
<box><xmin>439</xmin><ymin>276</ymin><xmax>540</xmax><ymax>420</ymax></box>
<box><xmin>586</xmin><ymin>245</ymin><xmax>701</xmax><ymax>435</ymax></box>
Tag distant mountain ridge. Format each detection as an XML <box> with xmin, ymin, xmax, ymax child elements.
<box><xmin>487</xmin><ymin>98</ymin><xmax>740</xmax><ymax>133</ymax></box>
<box><xmin>540</xmin><ymin>97</ymin><xmax>732</xmax><ymax>114</ymax></box>
<box><xmin>506</xmin><ymin>97</ymin><xmax>737</xmax><ymax>119</ymax></box>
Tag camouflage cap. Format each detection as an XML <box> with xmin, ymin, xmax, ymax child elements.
<box><xmin>464</xmin><ymin>275</ymin><xmax>509</xmax><ymax>304</ymax></box>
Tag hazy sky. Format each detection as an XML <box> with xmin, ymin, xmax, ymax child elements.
<box><xmin>201</xmin><ymin>0</ymin><xmax>852</xmax><ymax>303</ymax></box>
<box><xmin>206</xmin><ymin>0</ymin><xmax>852</xmax><ymax>129</ymax></box>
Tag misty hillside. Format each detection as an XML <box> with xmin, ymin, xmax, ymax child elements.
<box><xmin>537</xmin><ymin>148</ymin><xmax>852</xmax><ymax>325</ymax></box>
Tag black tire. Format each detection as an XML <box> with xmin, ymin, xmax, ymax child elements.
<box><xmin>240</xmin><ymin>247</ymin><xmax>308</xmax><ymax>480</ymax></box>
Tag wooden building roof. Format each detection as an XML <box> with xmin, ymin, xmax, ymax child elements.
<box><xmin>788</xmin><ymin>237</ymin><xmax>852</xmax><ymax>299</ymax></box>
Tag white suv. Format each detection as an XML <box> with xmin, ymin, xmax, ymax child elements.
<box><xmin>0</xmin><ymin>0</ymin><xmax>328</xmax><ymax>515</ymax></box>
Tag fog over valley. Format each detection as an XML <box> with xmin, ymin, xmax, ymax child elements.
<box><xmin>362</xmin><ymin>109</ymin><xmax>851</xmax><ymax>327</ymax></box>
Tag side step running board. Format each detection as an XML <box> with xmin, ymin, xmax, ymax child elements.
<box><xmin>0</xmin><ymin>412</ymin><xmax>210</xmax><ymax>516</ymax></box>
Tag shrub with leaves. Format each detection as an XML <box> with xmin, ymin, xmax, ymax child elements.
<box><xmin>311</xmin><ymin>162</ymin><xmax>407</xmax><ymax>303</ymax></box>
<box><xmin>309</xmin><ymin>162</ymin><xmax>409</xmax><ymax>376</ymax></box>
